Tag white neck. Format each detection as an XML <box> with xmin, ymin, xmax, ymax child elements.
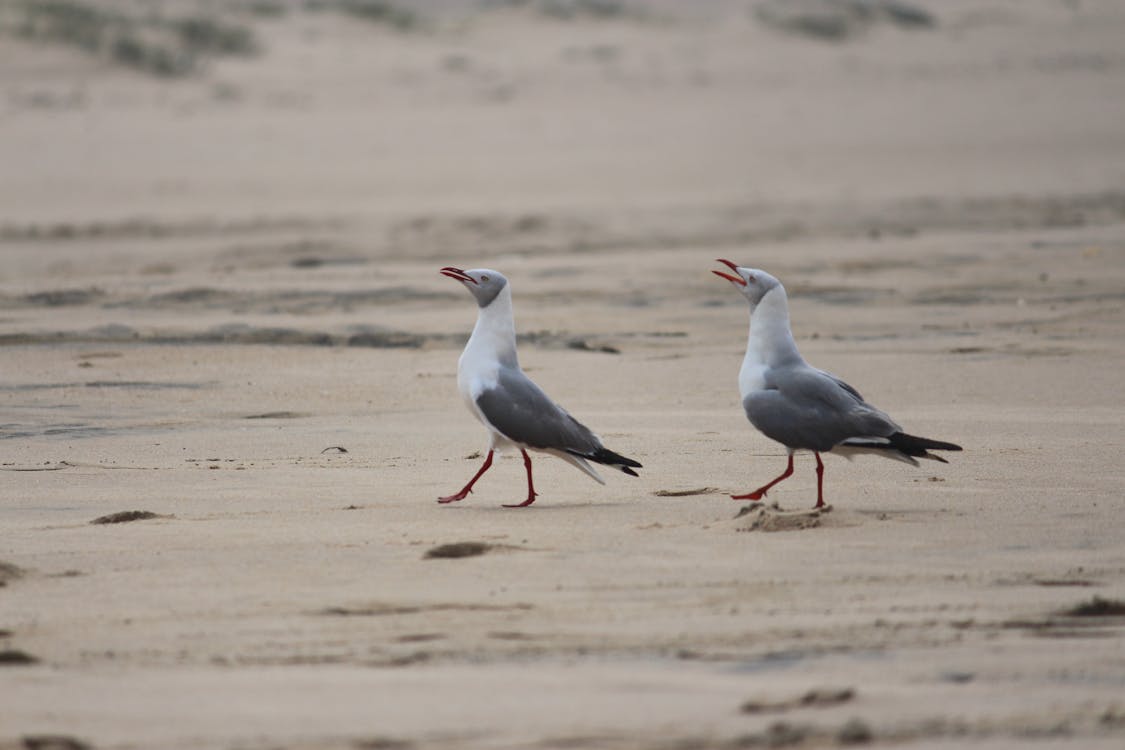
<box><xmin>464</xmin><ymin>284</ymin><xmax>519</xmax><ymax>370</ymax></box>
<box><xmin>739</xmin><ymin>286</ymin><xmax>804</xmax><ymax>396</ymax></box>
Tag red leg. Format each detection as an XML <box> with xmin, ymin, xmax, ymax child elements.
<box><xmin>732</xmin><ymin>454</ymin><xmax>795</xmax><ymax>501</ymax></box>
<box><xmin>813</xmin><ymin>452</ymin><xmax>826</xmax><ymax>509</ymax></box>
<box><xmin>503</xmin><ymin>449</ymin><xmax>539</xmax><ymax>508</ymax></box>
<box><xmin>438</xmin><ymin>450</ymin><xmax>493</xmax><ymax>504</ymax></box>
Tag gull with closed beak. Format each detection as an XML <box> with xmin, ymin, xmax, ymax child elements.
<box><xmin>438</xmin><ymin>267</ymin><xmax>642</xmax><ymax>507</ymax></box>
<box><xmin>713</xmin><ymin>259</ymin><xmax>961</xmax><ymax>508</ymax></box>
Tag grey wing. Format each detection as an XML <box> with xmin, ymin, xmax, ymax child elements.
<box><xmin>476</xmin><ymin>368</ymin><xmax>602</xmax><ymax>454</ymax></box>
<box><xmin>745</xmin><ymin>366</ymin><xmax>901</xmax><ymax>452</ymax></box>
<box><xmin>817</xmin><ymin>368</ymin><xmax>865</xmax><ymax>402</ymax></box>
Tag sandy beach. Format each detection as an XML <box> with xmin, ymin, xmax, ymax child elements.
<box><xmin>2</xmin><ymin>1</ymin><xmax>1124</xmax><ymax>748</ymax></box>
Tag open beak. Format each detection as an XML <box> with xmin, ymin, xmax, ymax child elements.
<box><xmin>712</xmin><ymin>258</ymin><xmax>746</xmax><ymax>286</ymax></box>
<box><xmin>440</xmin><ymin>266</ymin><xmax>477</xmax><ymax>284</ymax></box>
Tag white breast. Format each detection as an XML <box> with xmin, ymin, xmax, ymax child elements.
<box><xmin>739</xmin><ymin>359</ymin><xmax>768</xmax><ymax>400</ymax></box>
<box><xmin>458</xmin><ymin>344</ymin><xmax>499</xmax><ymax>421</ymax></box>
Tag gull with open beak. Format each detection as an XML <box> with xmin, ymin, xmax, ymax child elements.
<box><xmin>712</xmin><ymin>259</ymin><xmax>961</xmax><ymax>508</ymax></box>
<box><xmin>438</xmin><ymin>267</ymin><xmax>642</xmax><ymax>507</ymax></box>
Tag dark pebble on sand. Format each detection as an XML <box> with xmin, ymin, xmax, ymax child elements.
<box><xmin>0</xmin><ymin>561</ymin><xmax>23</xmax><ymax>584</ymax></box>
<box><xmin>734</xmin><ymin>721</ymin><xmax>810</xmax><ymax>747</ymax></box>
<box><xmin>22</xmin><ymin>737</ymin><xmax>92</xmax><ymax>750</ymax></box>
<box><xmin>941</xmin><ymin>671</ymin><xmax>975</xmax><ymax>683</ymax></box>
<box><xmin>0</xmin><ymin>649</ymin><xmax>39</xmax><ymax>665</ymax></box>
<box><xmin>801</xmin><ymin>687</ymin><xmax>855</xmax><ymax>707</ymax></box>
<box><xmin>566</xmin><ymin>338</ymin><xmax>620</xmax><ymax>354</ymax></box>
<box><xmin>90</xmin><ymin>510</ymin><xmax>161</xmax><ymax>525</ymax></box>
<box><xmin>837</xmin><ymin>718</ymin><xmax>874</xmax><ymax>744</ymax></box>
<box><xmin>354</xmin><ymin>737</ymin><xmax>415</xmax><ymax>749</ymax></box>
<box><xmin>1063</xmin><ymin>596</ymin><xmax>1125</xmax><ymax>617</ymax></box>
<box><xmin>425</xmin><ymin>542</ymin><xmax>492</xmax><ymax>559</ymax></box>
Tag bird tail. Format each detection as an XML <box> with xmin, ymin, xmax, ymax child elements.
<box><xmin>568</xmin><ymin>447</ymin><xmax>642</xmax><ymax>477</ymax></box>
<box><xmin>840</xmin><ymin>432</ymin><xmax>962</xmax><ymax>465</ymax></box>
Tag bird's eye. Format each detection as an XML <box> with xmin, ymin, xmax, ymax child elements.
<box><xmin>481</xmin><ymin>274</ymin><xmax>490</xmax><ymax>281</ymax></box>
<box><xmin>746</xmin><ymin>275</ymin><xmax>755</xmax><ymax>283</ymax></box>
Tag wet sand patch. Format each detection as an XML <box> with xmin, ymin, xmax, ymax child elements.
<box><xmin>740</xmin><ymin>687</ymin><xmax>856</xmax><ymax>714</ymax></box>
<box><xmin>0</xmin><ymin>380</ymin><xmax>209</xmax><ymax>392</ymax></box>
<box><xmin>243</xmin><ymin>411</ymin><xmax>307</xmax><ymax>420</ymax></box>
<box><xmin>317</xmin><ymin>602</ymin><xmax>533</xmax><ymax>617</ymax></box>
<box><xmin>1001</xmin><ymin>597</ymin><xmax>1125</xmax><ymax>638</ymax></box>
<box><xmin>0</xmin><ymin>562</ymin><xmax>24</xmax><ymax>586</ymax></box>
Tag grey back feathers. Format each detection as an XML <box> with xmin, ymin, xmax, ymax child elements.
<box><xmin>476</xmin><ymin>368</ymin><xmax>602</xmax><ymax>454</ymax></box>
<box><xmin>744</xmin><ymin>365</ymin><xmax>901</xmax><ymax>453</ymax></box>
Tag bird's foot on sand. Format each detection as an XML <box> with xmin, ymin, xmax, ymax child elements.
<box><xmin>502</xmin><ymin>495</ymin><xmax>537</xmax><ymax>508</ymax></box>
<box><xmin>437</xmin><ymin>493</ymin><xmax>468</xmax><ymax>504</ymax></box>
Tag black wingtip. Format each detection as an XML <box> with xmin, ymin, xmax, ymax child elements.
<box><xmin>589</xmin><ymin>447</ymin><xmax>642</xmax><ymax>468</ymax></box>
<box><xmin>571</xmin><ymin>447</ymin><xmax>642</xmax><ymax>475</ymax></box>
<box><xmin>889</xmin><ymin>432</ymin><xmax>962</xmax><ymax>457</ymax></box>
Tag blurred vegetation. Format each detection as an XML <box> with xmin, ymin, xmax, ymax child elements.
<box><xmin>0</xmin><ymin>0</ymin><xmax>636</xmax><ymax>80</ymax></box>
<box><xmin>243</xmin><ymin>1</ymin><xmax>289</xmax><ymax>18</ymax></box>
<box><xmin>754</xmin><ymin>0</ymin><xmax>934</xmax><ymax>42</ymax></box>
<box><xmin>485</xmin><ymin>0</ymin><xmax>630</xmax><ymax>21</ymax></box>
<box><xmin>303</xmin><ymin>0</ymin><xmax>419</xmax><ymax>32</ymax></box>
<box><xmin>171</xmin><ymin>16</ymin><xmax>257</xmax><ymax>56</ymax></box>
<box><xmin>538</xmin><ymin>0</ymin><xmax>628</xmax><ymax>20</ymax></box>
<box><xmin>1</xmin><ymin>0</ymin><xmax>260</xmax><ymax>77</ymax></box>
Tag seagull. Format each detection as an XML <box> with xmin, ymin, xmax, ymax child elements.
<box><xmin>712</xmin><ymin>259</ymin><xmax>961</xmax><ymax>508</ymax></box>
<box><xmin>438</xmin><ymin>267</ymin><xmax>642</xmax><ymax>507</ymax></box>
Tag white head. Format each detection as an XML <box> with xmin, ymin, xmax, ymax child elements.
<box><xmin>712</xmin><ymin>259</ymin><xmax>784</xmax><ymax>311</ymax></box>
<box><xmin>440</xmin><ymin>267</ymin><xmax>509</xmax><ymax>308</ymax></box>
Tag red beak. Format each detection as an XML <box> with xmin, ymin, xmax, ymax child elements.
<box><xmin>712</xmin><ymin>258</ymin><xmax>746</xmax><ymax>286</ymax></box>
<box><xmin>440</xmin><ymin>266</ymin><xmax>477</xmax><ymax>284</ymax></box>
